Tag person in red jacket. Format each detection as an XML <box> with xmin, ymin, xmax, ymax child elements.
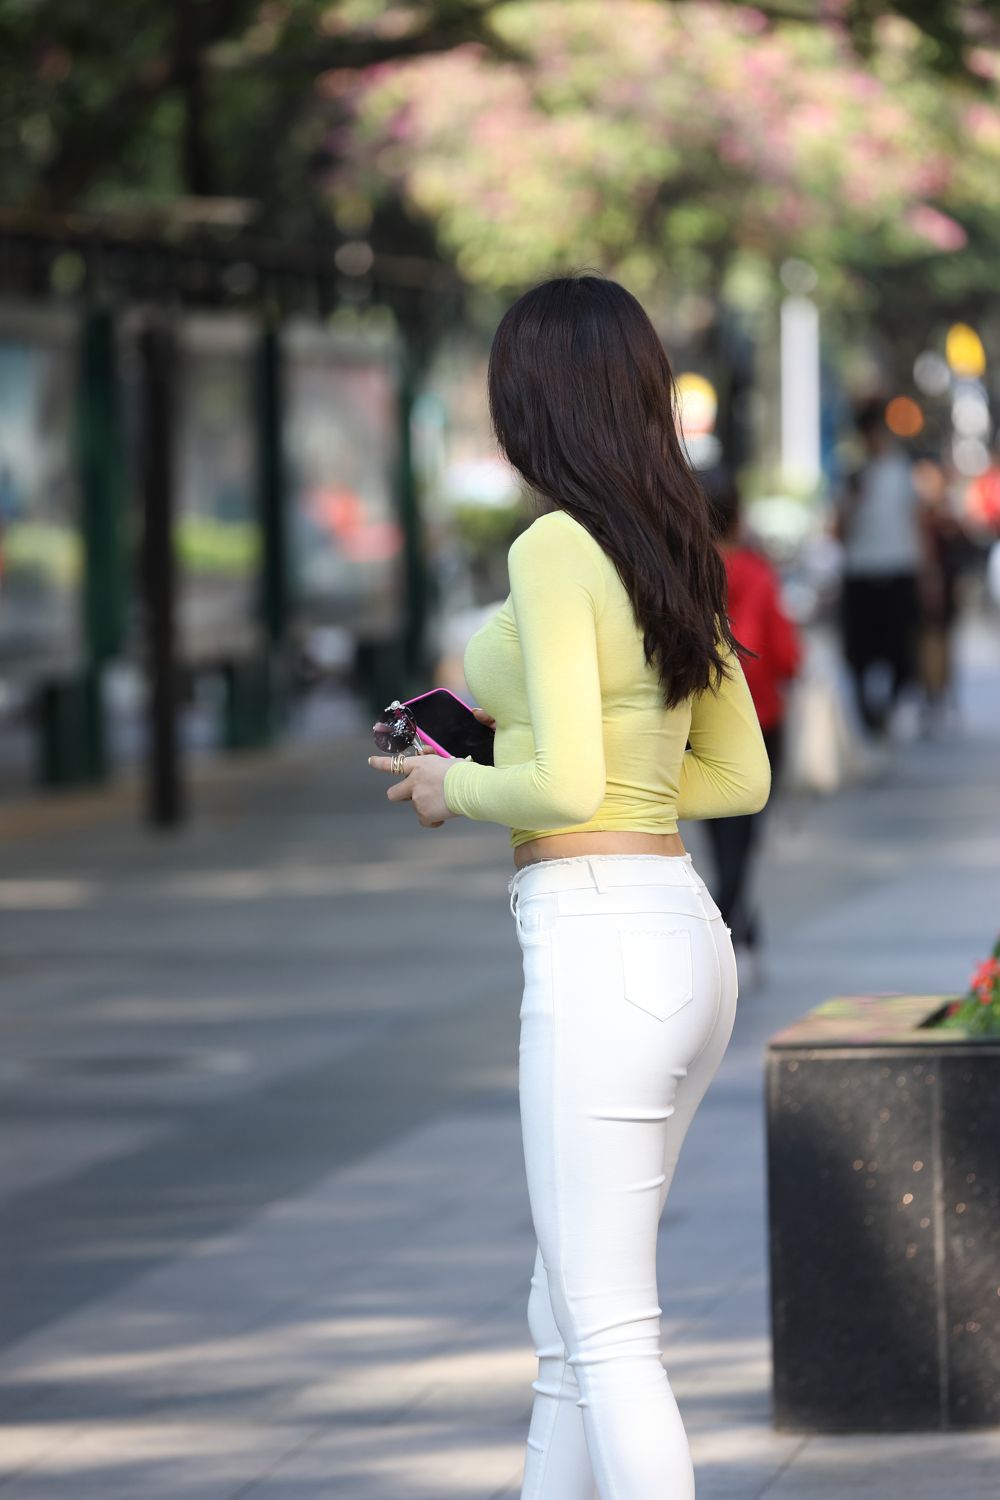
<box><xmin>700</xmin><ymin>467</ymin><xmax>802</xmax><ymax>962</ymax></box>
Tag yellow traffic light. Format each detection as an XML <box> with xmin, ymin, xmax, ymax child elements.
<box><xmin>945</xmin><ymin>324</ymin><xmax>986</xmax><ymax>378</ymax></box>
<box><xmin>675</xmin><ymin>372</ymin><xmax>718</xmax><ymax>438</ymax></box>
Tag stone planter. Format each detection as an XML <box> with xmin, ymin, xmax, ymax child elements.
<box><xmin>765</xmin><ymin>994</ymin><xmax>1000</xmax><ymax>1433</ymax></box>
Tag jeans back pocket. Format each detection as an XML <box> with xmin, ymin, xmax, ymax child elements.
<box><xmin>618</xmin><ymin>927</ymin><xmax>694</xmax><ymax>1021</ymax></box>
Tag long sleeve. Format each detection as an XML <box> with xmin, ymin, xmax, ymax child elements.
<box><xmin>442</xmin><ymin>514</ymin><xmax>607</xmax><ymax>828</ymax></box>
<box><xmin>676</xmin><ymin>645</ymin><xmax>772</xmax><ymax>820</ymax></box>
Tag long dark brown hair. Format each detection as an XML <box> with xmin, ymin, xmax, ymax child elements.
<box><xmin>487</xmin><ymin>272</ymin><xmax>741</xmax><ymax>707</ymax></box>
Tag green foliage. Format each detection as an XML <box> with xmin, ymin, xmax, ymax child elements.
<box><xmin>450</xmin><ymin>498</ymin><xmax>527</xmax><ymax>558</ymax></box>
<box><xmin>174</xmin><ymin>516</ymin><xmax>260</xmax><ymax>575</ymax></box>
<box><xmin>4</xmin><ymin>0</ymin><xmax>1000</xmax><ymax>335</ymax></box>
<box><xmin>338</xmin><ymin>2</ymin><xmax>1000</xmax><ymax>317</ymax></box>
<box><xmin>1</xmin><ymin>521</ymin><xmax>83</xmax><ymax>587</ymax></box>
<box><xmin>0</xmin><ymin>0</ymin><xmax>509</xmax><ymax>227</ymax></box>
<box><xmin>935</xmin><ymin>935</ymin><xmax>1000</xmax><ymax>1037</ymax></box>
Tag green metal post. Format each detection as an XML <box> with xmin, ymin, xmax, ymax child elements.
<box><xmin>220</xmin><ymin>321</ymin><xmax>287</xmax><ymax>751</ymax></box>
<box><xmin>140</xmin><ymin>316</ymin><xmax>184</xmax><ymax>828</ymax></box>
<box><xmin>397</xmin><ymin>336</ymin><xmax>430</xmax><ymax>689</ymax></box>
<box><xmin>257</xmin><ymin>322</ymin><xmax>289</xmax><ymax>654</ymax></box>
<box><xmin>37</xmin><ymin>305</ymin><xmax>126</xmax><ymax>787</ymax></box>
<box><xmin>221</xmin><ymin>321</ymin><xmax>288</xmax><ymax>752</ymax></box>
<box><xmin>80</xmin><ymin>307</ymin><xmax>127</xmax><ymax>668</ymax></box>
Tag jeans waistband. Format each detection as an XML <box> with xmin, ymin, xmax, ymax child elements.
<box><xmin>507</xmin><ymin>853</ymin><xmax>699</xmax><ymax>916</ymax></box>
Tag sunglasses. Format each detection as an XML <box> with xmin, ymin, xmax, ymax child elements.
<box><xmin>372</xmin><ymin>699</ymin><xmax>420</xmax><ymax>755</ymax></box>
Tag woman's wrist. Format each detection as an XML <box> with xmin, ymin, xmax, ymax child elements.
<box><xmin>441</xmin><ymin>757</ymin><xmax>459</xmax><ymax>816</ymax></box>
<box><xmin>442</xmin><ymin>755</ymin><xmax>473</xmax><ymax>818</ymax></box>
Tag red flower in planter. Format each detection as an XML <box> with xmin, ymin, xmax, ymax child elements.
<box><xmin>969</xmin><ymin>957</ymin><xmax>1000</xmax><ymax>1004</ymax></box>
<box><xmin>941</xmin><ymin>937</ymin><xmax>1000</xmax><ymax>1031</ymax></box>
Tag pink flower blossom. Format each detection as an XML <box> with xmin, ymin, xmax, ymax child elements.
<box><xmin>905</xmin><ymin>204</ymin><xmax>968</xmax><ymax>252</ymax></box>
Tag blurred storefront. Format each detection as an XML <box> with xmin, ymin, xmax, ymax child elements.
<box><xmin>0</xmin><ymin>215</ymin><xmax>427</xmax><ymax>821</ymax></box>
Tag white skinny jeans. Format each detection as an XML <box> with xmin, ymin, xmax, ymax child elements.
<box><xmin>507</xmin><ymin>853</ymin><xmax>739</xmax><ymax>1500</ymax></box>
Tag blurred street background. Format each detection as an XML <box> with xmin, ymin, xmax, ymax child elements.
<box><xmin>2</xmin><ymin>1</ymin><xmax>1000</xmax><ymax>1496</ymax></box>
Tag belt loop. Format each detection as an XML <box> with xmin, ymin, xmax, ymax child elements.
<box><xmin>585</xmin><ymin>856</ymin><xmax>609</xmax><ymax>894</ymax></box>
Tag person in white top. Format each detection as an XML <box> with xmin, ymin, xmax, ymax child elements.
<box><xmin>834</xmin><ymin>401</ymin><xmax>923</xmax><ymax>734</ymax></box>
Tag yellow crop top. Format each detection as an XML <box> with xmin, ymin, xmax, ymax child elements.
<box><xmin>442</xmin><ymin>507</ymin><xmax>772</xmax><ymax>849</ymax></box>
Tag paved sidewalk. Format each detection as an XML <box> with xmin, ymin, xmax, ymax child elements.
<box><xmin>0</xmin><ymin>618</ymin><xmax>998</xmax><ymax>1498</ymax></box>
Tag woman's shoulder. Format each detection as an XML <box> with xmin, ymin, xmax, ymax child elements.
<box><xmin>510</xmin><ymin>507</ymin><xmax>604</xmax><ymax>559</ymax></box>
<box><xmin>507</xmin><ymin>507</ymin><xmax>609</xmax><ymax>597</ymax></box>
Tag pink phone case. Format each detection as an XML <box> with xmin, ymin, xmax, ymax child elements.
<box><xmin>401</xmin><ymin>686</ymin><xmax>477</xmax><ymax>759</ymax></box>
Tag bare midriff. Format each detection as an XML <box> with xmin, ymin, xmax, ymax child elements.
<box><xmin>513</xmin><ymin>828</ymin><xmax>687</xmax><ymax>870</ymax></box>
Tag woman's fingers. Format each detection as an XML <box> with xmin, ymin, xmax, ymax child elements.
<box><xmin>471</xmin><ymin>706</ymin><xmax>496</xmax><ymax>729</ymax></box>
<box><xmin>368</xmin><ymin>754</ymin><xmax>411</xmax><ymax>773</ymax></box>
<box><xmin>367</xmin><ymin>754</ymin><xmax>415</xmax><ymax>800</ymax></box>
<box><xmin>367</xmin><ymin>748</ymin><xmax>451</xmax><ymax>825</ymax></box>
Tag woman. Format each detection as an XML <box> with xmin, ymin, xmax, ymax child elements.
<box><xmin>368</xmin><ymin>273</ymin><xmax>770</xmax><ymax>1500</ymax></box>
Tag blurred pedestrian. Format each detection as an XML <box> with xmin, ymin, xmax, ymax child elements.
<box><xmin>833</xmin><ymin>400</ymin><xmax>922</xmax><ymax>735</ymax></box>
<box><xmin>912</xmin><ymin>453</ymin><xmax>966</xmax><ymax>730</ymax></box>
<box><xmin>369</xmin><ymin>274</ymin><xmax>771</xmax><ymax>1500</ymax></box>
<box><xmin>702</xmin><ymin>467</ymin><xmax>801</xmax><ymax>965</ymax></box>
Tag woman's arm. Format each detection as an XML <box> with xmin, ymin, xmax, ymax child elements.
<box><xmin>442</xmin><ymin>513</ymin><xmax>607</xmax><ymax>828</ymax></box>
<box><xmin>676</xmin><ymin>646</ymin><xmax>772</xmax><ymax>820</ymax></box>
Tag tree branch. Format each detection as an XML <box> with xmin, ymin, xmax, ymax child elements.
<box><xmin>30</xmin><ymin>0</ymin><xmax>520</xmax><ymax>212</ymax></box>
<box><xmin>206</xmin><ymin>6</ymin><xmax>527</xmax><ymax>76</ymax></box>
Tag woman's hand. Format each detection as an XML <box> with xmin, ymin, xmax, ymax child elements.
<box><xmin>367</xmin><ymin>745</ymin><xmax>458</xmax><ymax>828</ymax></box>
<box><xmin>470</xmin><ymin>705</ymin><xmax>496</xmax><ymax>731</ymax></box>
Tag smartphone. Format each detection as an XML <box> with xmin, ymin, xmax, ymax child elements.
<box><xmin>403</xmin><ymin>687</ymin><xmax>495</xmax><ymax>765</ymax></box>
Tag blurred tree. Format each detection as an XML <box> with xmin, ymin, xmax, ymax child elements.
<box><xmin>3</xmin><ymin>0</ymin><xmax>1000</xmax><ymax>365</ymax></box>
<box><xmin>334</xmin><ymin>4</ymin><xmax>1000</xmax><ymax>338</ymax></box>
<box><xmin>0</xmin><ymin>2</ymin><xmax>529</xmax><ymax>356</ymax></box>
<box><xmin>5</xmin><ymin>0</ymin><xmax>995</xmax><ymax>219</ymax></box>
<box><xmin>711</xmin><ymin>0</ymin><xmax>1000</xmax><ymax>82</ymax></box>
<box><xmin>4</xmin><ymin>2</ymin><xmax>995</xmax><ymax>222</ymax></box>
<box><xmin>0</xmin><ymin>1</ymin><xmax>524</xmax><ymax>238</ymax></box>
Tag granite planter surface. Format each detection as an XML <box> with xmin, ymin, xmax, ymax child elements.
<box><xmin>765</xmin><ymin>994</ymin><xmax>1000</xmax><ymax>1433</ymax></box>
